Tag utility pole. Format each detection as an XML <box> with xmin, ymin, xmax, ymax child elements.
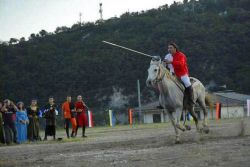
<box><xmin>137</xmin><ymin>80</ymin><xmax>142</xmax><ymax>123</ymax></box>
<box><xmin>192</xmin><ymin>0</ymin><xmax>195</xmax><ymax>13</ymax></box>
<box><xmin>79</xmin><ymin>12</ymin><xmax>82</xmax><ymax>26</ymax></box>
<box><xmin>99</xmin><ymin>3</ymin><xmax>103</xmax><ymax>21</ymax></box>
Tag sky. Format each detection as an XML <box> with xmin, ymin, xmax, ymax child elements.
<box><xmin>0</xmin><ymin>0</ymin><xmax>181</xmax><ymax>41</ymax></box>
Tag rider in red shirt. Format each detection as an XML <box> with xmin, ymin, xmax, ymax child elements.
<box><xmin>164</xmin><ymin>42</ymin><xmax>194</xmax><ymax>105</ymax></box>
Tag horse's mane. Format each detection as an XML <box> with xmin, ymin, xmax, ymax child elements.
<box><xmin>158</xmin><ymin>62</ymin><xmax>176</xmax><ymax>81</ymax></box>
<box><xmin>150</xmin><ymin>59</ymin><xmax>182</xmax><ymax>86</ymax></box>
<box><xmin>158</xmin><ymin>62</ymin><xmax>185</xmax><ymax>91</ymax></box>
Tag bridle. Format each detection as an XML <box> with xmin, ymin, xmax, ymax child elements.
<box><xmin>155</xmin><ymin>64</ymin><xmax>167</xmax><ymax>83</ymax></box>
<box><xmin>152</xmin><ymin>62</ymin><xmax>184</xmax><ymax>92</ymax></box>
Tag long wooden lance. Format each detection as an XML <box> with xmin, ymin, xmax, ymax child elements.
<box><xmin>102</xmin><ymin>40</ymin><xmax>155</xmax><ymax>58</ymax></box>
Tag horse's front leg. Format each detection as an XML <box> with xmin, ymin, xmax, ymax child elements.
<box><xmin>165</xmin><ymin>109</ymin><xmax>180</xmax><ymax>144</ymax></box>
<box><xmin>175</xmin><ymin>107</ymin><xmax>186</xmax><ymax>132</ymax></box>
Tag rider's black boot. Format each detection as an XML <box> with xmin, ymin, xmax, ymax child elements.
<box><xmin>186</xmin><ymin>86</ymin><xmax>195</xmax><ymax>105</ymax></box>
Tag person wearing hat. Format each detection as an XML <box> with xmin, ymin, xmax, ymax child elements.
<box><xmin>164</xmin><ymin>42</ymin><xmax>195</xmax><ymax>105</ymax></box>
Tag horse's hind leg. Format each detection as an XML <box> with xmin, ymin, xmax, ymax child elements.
<box><xmin>197</xmin><ymin>98</ymin><xmax>209</xmax><ymax>134</ymax></box>
<box><xmin>188</xmin><ymin>105</ymin><xmax>201</xmax><ymax>132</ymax></box>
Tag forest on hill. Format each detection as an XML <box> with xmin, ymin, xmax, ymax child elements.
<box><xmin>1</xmin><ymin>0</ymin><xmax>249</xmax><ymax>124</ymax></box>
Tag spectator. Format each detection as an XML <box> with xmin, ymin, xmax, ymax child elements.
<box><xmin>62</xmin><ymin>96</ymin><xmax>77</xmax><ymax>138</ymax></box>
<box><xmin>43</xmin><ymin>97</ymin><xmax>57</xmax><ymax>140</ymax></box>
<box><xmin>75</xmin><ymin>95</ymin><xmax>88</xmax><ymax>137</ymax></box>
<box><xmin>16</xmin><ymin>102</ymin><xmax>29</xmax><ymax>144</ymax></box>
<box><xmin>27</xmin><ymin>99</ymin><xmax>41</xmax><ymax>141</ymax></box>
<box><xmin>1</xmin><ymin>99</ymin><xmax>18</xmax><ymax>144</ymax></box>
<box><xmin>0</xmin><ymin>102</ymin><xmax>5</xmax><ymax>143</ymax></box>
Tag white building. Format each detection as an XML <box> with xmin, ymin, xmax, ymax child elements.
<box><xmin>212</xmin><ymin>91</ymin><xmax>250</xmax><ymax>119</ymax></box>
<box><xmin>134</xmin><ymin>91</ymin><xmax>250</xmax><ymax>124</ymax></box>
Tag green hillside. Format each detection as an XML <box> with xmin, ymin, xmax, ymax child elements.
<box><xmin>1</xmin><ymin>0</ymin><xmax>250</xmax><ymax>118</ymax></box>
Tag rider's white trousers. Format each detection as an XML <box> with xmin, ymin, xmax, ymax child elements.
<box><xmin>181</xmin><ymin>74</ymin><xmax>191</xmax><ymax>88</ymax></box>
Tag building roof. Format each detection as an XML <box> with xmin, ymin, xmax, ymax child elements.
<box><xmin>211</xmin><ymin>92</ymin><xmax>249</xmax><ymax>106</ymax></box>
<box><xmin>134</xmin><ymin>101</ymin><xmax>159</xmax><ymax>111</ymax></box>
<box><xmin>214</xmin><ymin>92</ymin><xmax>250</xmax><ymax>102</ymax></box>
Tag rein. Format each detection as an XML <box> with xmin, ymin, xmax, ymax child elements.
<box><xmin>155</xmin><ymin>65</ymin><xmax>167</xmax><ymax>82</ymax></box>
<box><xmin>155</xmin><ymin>63</ymin><xmax>184</xmax><ymax>92</ymax></box>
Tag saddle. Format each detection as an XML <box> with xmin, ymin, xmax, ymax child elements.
<box><xmin>175</xmin><ymin>77</ymin><xmax>196</xmax><ymax>91</ymax></box>
<box><xmin>170</xmin><ymin>74</ymin><xmax>196</xmax><ymax>107</ymax></box>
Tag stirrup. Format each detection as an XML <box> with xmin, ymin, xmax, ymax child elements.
<box><xmin>156</xmin><ymin>105</ymin><xmax>164</xmax><ymax>109</ymax></box>
<box><xmin>189</xmin><ymin>98</ymin><xmax>196</xmax><ymax>105</ymax></box>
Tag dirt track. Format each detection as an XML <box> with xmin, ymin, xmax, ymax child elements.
<box><xmin>0</xmin><ymin>119</ymin><xmax>250</xmax><ymax>167</ymax></box>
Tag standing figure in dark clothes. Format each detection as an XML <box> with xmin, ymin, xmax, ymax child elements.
<box><xmin>0</xmin><ymin>102</ymin><xmax>5</xmax><ymax>143</ymax></box>
<box><xmin>27</xmin><ymin>99</ymin><xmax>41</xmax><ymax>141</ymax></box>
<box><xmin>43</xmin><ymin>97</ymin><xmax>57</xmax><ymax>140</ymax></box>
<box><xmin>1</xmin><ymin>99</ymin><xmax>18</xmax><ymax>144</ymax></box>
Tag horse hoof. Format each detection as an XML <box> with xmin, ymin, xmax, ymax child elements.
<box><xmin>203</xmin><ymin>127</ymin><xmax>209</xmax><ymax>134</ymax></box>
<box><xmin>175</xmin><ymin>140</ymin><xmax>181</xmax><ymax>144</ymax></box>
<box><xmin>197</xmin><ymin>128</ymin><xmax>203</xmax><ymax>134</ymax></box>
<box><xmin>185</xmin><ymin>125</ymin><xmax>191</xmax><ymax>131</ymax></box>
<box><xmin>175</xmin><ymin>137</ymin><xmax>181</xmax><ymax>144</ymax></box>
<box><xmin>176</xmin><ymin>124</ymin><xmax>186</xmax><ymax>132</ymax></box>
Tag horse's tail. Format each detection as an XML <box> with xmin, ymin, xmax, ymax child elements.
<box><xmin>205</xmin><ymin>94</ymin><xmax>214</xmax><ymax>111</ymax></box>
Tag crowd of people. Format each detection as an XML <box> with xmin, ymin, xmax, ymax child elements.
<box><xmin>0</xmin><ymin>95</ymin><xmax>88</xmax><ymax>145</ymax></box>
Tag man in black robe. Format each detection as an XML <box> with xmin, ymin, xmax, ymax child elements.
<box><xmin>43</xmin><ymin>97</ymin><xmax>57</xmax><ymax>140</ymax></box>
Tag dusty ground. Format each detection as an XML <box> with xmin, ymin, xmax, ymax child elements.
<box><xmin>0</xmin><ymin>118</ymin><xmax>250</xmax><ymax>167</ymax></box>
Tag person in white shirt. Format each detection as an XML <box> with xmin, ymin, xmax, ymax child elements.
<box><xmin>163</xmin><ymin>53</ymin><xmax>175</xmax><ymax>75</ymax></box>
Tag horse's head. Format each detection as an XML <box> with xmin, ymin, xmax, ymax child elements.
<box><xmin>146</xmin><ymin>56</ymin><xmax>163</xmax><ymax>87</ymax></box>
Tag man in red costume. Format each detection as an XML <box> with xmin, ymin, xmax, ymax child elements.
<box><xmin>164</xmin><ymin>42</ymin><xmax>195</xmax><ymax>105</ymax></box>
<box><xmin>75</xmin><ymin>95</ymin><xmax>88</xmax><ymax>137</ymax></box>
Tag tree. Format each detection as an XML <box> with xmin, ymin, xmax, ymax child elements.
<box><xmin>19</xmin><ymin>37</ymin><xmax>25</xmax><ymax>42</ymax></box>
<box><xmin>9</xmin><ymin>38</ymin><xmax>19</xmax><ymax>45</ymax></box>
<box><xmin>54</xmin><ymin>26</ymin><xmax>69</xmax><ymax>34</ymax></box>
<box><xmin>0</xmin><ymin>1</ymin><xmax>249</xmax><ymax>126</ymax></box>
<box><xmin>39</xmin><ymin>30</ymin><xmax>48</xmax><ymax>37</ymax></box>
<box><xmin>29</xmin><ymin>33</ymin><xmax>36</xmax><ymax>40</ymax></box>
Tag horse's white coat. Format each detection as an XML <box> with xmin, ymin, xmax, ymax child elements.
<box><xmin>146</xmin><ymin>59</ymin><xmax>209</xmax><ymax>143</ymax></box>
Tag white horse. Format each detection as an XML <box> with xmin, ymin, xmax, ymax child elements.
<box><xmin>146</xmin><ymin>58</ymin><xmax>210</xmax><ymax>143</ymax></box>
